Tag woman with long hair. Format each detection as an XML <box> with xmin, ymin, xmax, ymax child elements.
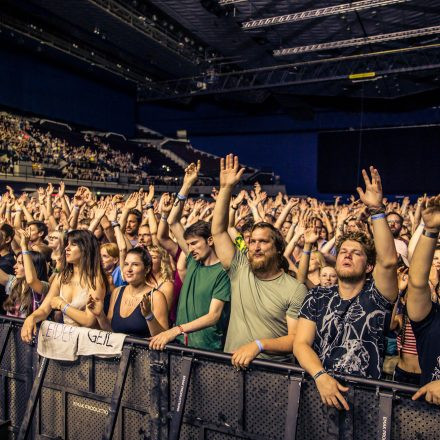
<box><xmin>1</xmin><ymin>229</ymin><xmax>49</xmax><ymax>317</ymax></box>
<box><xmin>147</xmin><ymin>244</ymin><xmax>174</xmax><ymax>314</ymax></box>
<box><xmin>21</xmin><ymin>229</ymin><xmax>108</xmax><ymax>342</ymax></box>
<box><xmin>89</xmin><ymin>247</ymin><xmax>168</xmax><ymax>338</ymax></box>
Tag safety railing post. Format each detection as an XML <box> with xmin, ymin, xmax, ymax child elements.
<box><xmin>169</xmin><ymin>356</ymin><xmax>194</xmax><ymax>440</ymax></box>
<box><xmin>283</xmin><ymin>373</ymin><xmax>303</xmax><ymax>440</ymax></box>
<box><xmin>377</xmin><ymin>389</ymin><xmax>394</xmax><ymax>440</ymax></box>
<box><xmin>102</xmin><ymin>344</ymin><xmax>133</xmax><ymax>440</ymax></box>
<box><xmin>17</xmin><ymin>356</ymin><xmax>50</xmax><ymax>440</ymax></box>
<box><xmin>0</xmin><ymin>322</ymin><xmax>12</xmax><ymax>362</ymax></box>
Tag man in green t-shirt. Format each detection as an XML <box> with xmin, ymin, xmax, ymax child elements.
<box><xmin>149</xmin><ymin>161</ymin><xmax>231</xmax><ymax>351</ymax></box>
<box><xmin>212</xmin><ymin>154</ymin><xmax>308</xmax><ymax>367</ymax></box>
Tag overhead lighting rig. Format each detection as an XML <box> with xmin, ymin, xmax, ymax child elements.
<box><xmin>274</xmin><ymin>25</ymin><xmax>440</xmax><ymax>56</ymax></box>
<box><xmin>242</xmin><ymin>0</ymin><xmax>409</xmax><ymax>29</ymax></box>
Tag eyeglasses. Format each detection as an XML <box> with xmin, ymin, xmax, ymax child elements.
<box><xmin>47</xmin><ymin>235</ymin><xmax>59</xmax><ymax>240</ymax></box>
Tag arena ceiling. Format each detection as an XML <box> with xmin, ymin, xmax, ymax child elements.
<box><xmin>2</xmin><ymin>0</ymin><xmax>440</xmax><ymax>104</ymax></box>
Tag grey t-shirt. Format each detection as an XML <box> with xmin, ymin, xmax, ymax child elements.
<box><xmin>224</xmin><ymin>251</ymin><xmax>308</xmax><ymax>362</ymax></box>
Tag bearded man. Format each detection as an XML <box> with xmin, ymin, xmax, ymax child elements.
<box><xmin>212</xmin><ymin>154</ymin><xmax>308</xmax><ymax>367</ymax></box>
<box><xmin>293</xmin><ymin>166</ymin><xmax>398</xmax><ymax>411</ymax></box>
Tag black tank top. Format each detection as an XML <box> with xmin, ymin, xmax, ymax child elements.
<box><xmin>111</xmin><ymin>285</ymin><xmax>156</xmax><ymax>338</ymax></box>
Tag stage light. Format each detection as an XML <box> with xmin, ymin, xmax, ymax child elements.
<box><xmin>242</xmin><ymin>0</ymin><xmax>409</xmax><ymax>29</ymax></box>
<box><xmin>274</xmin><ymin>25</ymin><xmax>440</xmax><ymax>56</ymax></box>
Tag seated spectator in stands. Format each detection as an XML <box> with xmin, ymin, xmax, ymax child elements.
<box><xmin>21</xmin><ymin>230</ymin><xmax>107</xmax><ymax>342</ymax></box>
<box><xmin>90</xmin><ymin>247</ymin><xmax>168</xmax><ymax>338</ymax></box>
<box><xmin>212</xmin><ymin>154</ymin><xmax>307</xmax><ymax>366</ymax></box>
<box><xmin>1</xmin><ymin>229</ymin><xmax>48</xmax><ymax>317</ymax></box>
<box><xmin>149</xmin><ymin>162</ymin><xmax>231</xmax><ymax>351</ymax></box>
<box><xmin>0</xmin><ymin>223</ymin><xmax>16</xmax><ymax>314</ymax></box>
<box><xmin>294</xmin><ymin>167</ymin><xmax>398</xmax><ymax>411</ymax></box>
<box><xmin>406</xmin><ymin>196</ymin><xmax>440</xmax><ymax>405</ymax></box>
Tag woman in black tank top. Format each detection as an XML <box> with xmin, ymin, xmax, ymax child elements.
<box><xmin>90</xmin><ymin>248</ymin><xmax>169</xmax><ymax>337</ymax></box>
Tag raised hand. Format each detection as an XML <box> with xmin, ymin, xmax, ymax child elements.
<box><xmin>140</xmin><ymin>293</ymin><xmax>152</xmax><ymax>317</ymax></box>
<box><xmin>421</xmin><ymin>195</ymin><xmax>440</xmax><ymax>230</ymax></box>
<box><xmin>144</xmin><ymin>185</ymin><xmax>155</xmax><ymax>205</ymax></box>
<box><xmin>73</xmin><ymin>187</ymin><xmax>87</xmax><ymax>208</ymax></box>
<box><xmin>17</xmin><ymin>228</ymin><xmax>30</xmax><ymax>249</ymax></box>
<box><xmin>159</xmin><ymin>192</ymin><xmax>173</xmax><ymax>214</ymax></box>
<box><xmin>95</xmin><ymin>199</ymin><xmax>110</xmax><ymax>219</ymax></box>
<box><xmin>304</xmin><ymin>222</ymin><xmax>320</xmax><ymax>245</ymax></box>
<box><xmin>124</xmin><ymin>192</ymin><xmax>139</xmax><ymax>210</ymax></box>
<box><xmin>58</xmin><ymin>181</ymin><xmax>65</xmax><ymax>198</ymax></box>
<box><xmin>356</xmin><ymin>166</ymin><xmax>383</xmax><ymax>209</ymax></box>
<box><xmin>397</xmin><ymin>266</ymin><xmax>409</xmax><ymax>292</ymax></box>
<box><xmin>219</xmin><ymin>154</ymin><xmax>244</xmax><ymax>189</ymax></box>
<box><xmin>183</xmin><ymin>160</ymin><xmax>201</xmax><ymax>187</ymax></box>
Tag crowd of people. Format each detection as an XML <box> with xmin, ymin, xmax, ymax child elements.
<box><xmin>0</xmin><ymin>153</ymin><xmax>438</xmax><ymax>411</ymax></box>
<box><xmin>0</xmin><ymin>113</ymin><xmax>153</xmax><ymax>183</ymax></box>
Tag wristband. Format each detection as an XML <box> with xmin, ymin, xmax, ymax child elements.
<box><xmin>160</xmin><ymin>214</ymin><xmax>168</xmax><ymax>221</ymax></box>
<box><xmin>313</xmin><ymin>369</ymin><xmax>327</xmax><ymax>381</ymax></box>
<box><xmin>73</xmin><ymin>206</ymin><xmax>80</xmax><ymax>211</ymax></box>
<box><xmin>371</xmin><ymin>213</ymin><xmax>386</xmax><ymax>221</ymax></box>
<box><xmin>111</xmin><ymin>221</ymin><xmax>120</xmax><ymax>228</ymax></box>
<box><xmin>255</xmin><ymin>339</ymin><xmax>264</xmax><ymax>353</ymax></box>
<box><xmin>62</xmin><ymin>303</ymin><xmax>70</xmax><ymax>315</ymax></box>
<box><xmin>422</xmin><ymin>229</ymin><xmax>439</xmax><ymax>239</ymax></box>
<box><xmin>302</xmin><ymin>250</ymin><xmax>311</xmax><ymax>255</ymax></box>
<box><xmin>21</xmin><ymin>250</ymin><xmax>31</xmax><ymax>255</ymax></box>
<box><xmin>177</xmin><ymin>325</ymin><xmax>188</xmax><ymax>346</ymax></box>
<box><xmin>15</xmin><ymin>208</ymin><xmax>22</xmax><ymax>212</ymax></box>
<box><xmin>176</xmin><ymin>193</ymin><xmax>187</xmax><ymax>201</ymax></box>
<box><xmin>368</xmin><ymin>206</ymin><xmax>386</xmax><ymax>216</ymax></box>
<box><xmin>146</xmin><ymin>203</ymin><xmax>154</xmax><ymax>210</ymax></box>
<box><xmin>144</xmin><ymin>312</ymin><xmax>154</xmax><ymax>322</ymax></box>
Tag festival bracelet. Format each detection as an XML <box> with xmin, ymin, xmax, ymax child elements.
<box><xmin>62</xmin><ymin>303</ymin><xmax>70</xmax><ymax>315</ymax></box>
<box><xmin>144</xmin><ymin>312</ymin><xmax>154</xmax><ymax>322</ymax></box>
<box><xmin>422</xmin><ymin>229</ymin><xmax>439</xmax><ymax>239</ymax></box>
<box><xmin>313</xmin><ymin>369</ymin><xmax>327</xmax><ymax>381</ymax></box>
<box><xmin>255</xmin><ymin>339</ymin><xmax>264</xmax><ymax>353</ymax></box>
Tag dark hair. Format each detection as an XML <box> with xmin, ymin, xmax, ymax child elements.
<box><xmin>386</xmin><ymin>211</ymin><xmax>404</xmax><ymax>224</ymax></box>
<box><xmin>336</xmin><ymin>231</ymin><xmax>376</xmax><ymax>266</ymax></box>
<box><xmin>251</xmin><ymin>222</ymin><xmax>290</xmax><ymax>272</ymax></box>
<box><xmin>60</xmin><ymin>229</ymin><xmax>108</xmax><ymax>291</ymax></box>
<box><xmin>128</xmin><ymin>209</ymin><xmax>142</xmax><ymax>224</ymax></box>
<box><xmin>126</xmin><ymin>247</ymin><xmax>152</xmax><ymax>275</ymax></box>
<box><xmin>27</xmin><ymin>221</ymin><xmax>48</xmax><ymax>239</ymax></box>
<box><xmin>0</xmin><ymin>223</ymin><xmax>14</xmax><ymax>243</ymax></box>
<box><xmin>3</xmin><ymin>251</ymin><xmax>48</xmax><ymax>316</ymax></box>
<box><xmin>183</xmin><ymin>220</ymin><xmax>211</xmax><ymax>241</ymax></box>
<box><xmin>239</xmin><ymin>219</ymin><xmax>254</xmax><ymax>234</ymax></box>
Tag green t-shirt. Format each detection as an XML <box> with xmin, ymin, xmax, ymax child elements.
<box><xmin>224</xmin><ymin>250</ymin><xmax>308</xmax><ymax>362</ymax></box>
<box><xmin>175</xmin><ymin>254</ymin><xmax>231</xmax><ymax>351</ymax></box>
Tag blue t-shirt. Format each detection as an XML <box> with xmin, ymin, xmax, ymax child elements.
<box><xmin>112</xmin><ymin>266</ymin><xmax>126</xmax><ymax>288</ymax></box>
<box><xmin>299</xmin><ymin>279</ymin><xmax>393</xmax><ymax>379</ymax></box>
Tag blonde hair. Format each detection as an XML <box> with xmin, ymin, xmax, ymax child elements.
<box><xmin>312</xmin><ymin>251</ymin><xmax>326</xmax><ymax>269</ymax></box>
<box><xmin>101</xmin><ymin>242</ymin><xmax>119</xmax><ymax>259</ymax></box>
<box><xmin>147</xmin><ymin>244</ymin><xmax>173</xmax><ymax>282</ymax></box>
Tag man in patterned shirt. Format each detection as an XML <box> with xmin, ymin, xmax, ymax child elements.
<box><xmin>293</xmin><ymin>167</ymin><xmax>398</xmax><ymax>411</ymax></box>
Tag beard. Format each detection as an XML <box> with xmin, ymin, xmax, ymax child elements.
<box><xmin>336</xmin><ymin>266</ymin><xmax>366</xmax><ymax>283</ymax></box>
<box><xmin>249</xmin><ymin>251</ymin><xmax>278</xmax><ymax>274</ymax></box>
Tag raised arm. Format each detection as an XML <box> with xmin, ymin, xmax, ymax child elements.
<box><xmin>212</xmin><ymin>154</ymin><xmax>245</xmax><ymax>269</ymax></box>
<box><xmin>296</xmin><ymin>223</ymin><xmax>319</xmax><ymax>286</ymax></box>
<box><xmin>167</xmin><ymin>161</ymin><xmax>201</xmax><ymax>255</ymax></box>
<box><xmin>357</xmin><ymin>167</ymin><xmax>398</xmax><ymax>302</ymax></box>
<box><xmin>17</xmin><ymin>229</ymin><xmax>47</xmax><ymax>293</ymax></box>
<box><xmin>156</xmin><ymin>193</ymin><xmax>179</xmax><ymax>258</ymax></box>
<box><xmin>406</xmin><ymin>196</ymin><xmax>440</xmax><ymax>322</ymax></box>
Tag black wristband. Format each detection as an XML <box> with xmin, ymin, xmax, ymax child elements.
<box><xmin>422</xmin><ymin>229</ymin><xmax>439</xmax><ymax>239</ymax></box>
<box><xmin>367</xmin><ymin>205</ymin><xmax>386</xmax><ymax>216</ymax></box>
<box><xmin>313</xmin><ymin>369</ymin><xmax>327</xmax><ymax>381</ymax></box>
<box><xmin>146</xmin><ymin>203</ymin><xmax>154</xmax><ymax>210</ymax></box>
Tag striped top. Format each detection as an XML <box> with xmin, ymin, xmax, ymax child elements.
<box><xmin>397</xmin><ymin>320</ymin><xmax>418</xmax><ymax>356</ymax></box>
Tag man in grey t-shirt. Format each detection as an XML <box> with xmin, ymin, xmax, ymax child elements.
<box><xmin>212</xmin><ymin>154</ymin><xmax>308</xmax><ymax>367</ymax></box>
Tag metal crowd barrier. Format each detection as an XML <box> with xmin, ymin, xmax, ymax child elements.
<box><xmin>0</xmin><ymin>316</ymin><xmax>439</xmax><ymax>440</ymax></box>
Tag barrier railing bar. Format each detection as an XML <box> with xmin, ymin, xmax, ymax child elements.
<box><xmin>283</xmin><ymin>374</ymin><xmax>303</xmax><ymax>440</ymax></box>
<box><xmin>17</xmin><ymin>356</ymin><xmax>49</xmax><ymax>440</ymax></box>
<box><xmin>89</xmin><ymin>356</ymin><xmax>96</xmax><ymax>393</ymax></box>
<box><xmin>0</xmin><ymin>316</ymin><xmax>421</xmax><ymax>394</ymax></box>
<box><xmin>102</xmin><ymin>344</ymin><xmax>133</xmax><ymax>440</ymax></box>
<box><xmin>377</xmin><ymin>390</ymin><xmax>393</xmax><ymax>440</ymax></box>
<box><xmin>169</xmin><ymin>356</ymin><xmax>193</xmax><ymax>440</ymax></box>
